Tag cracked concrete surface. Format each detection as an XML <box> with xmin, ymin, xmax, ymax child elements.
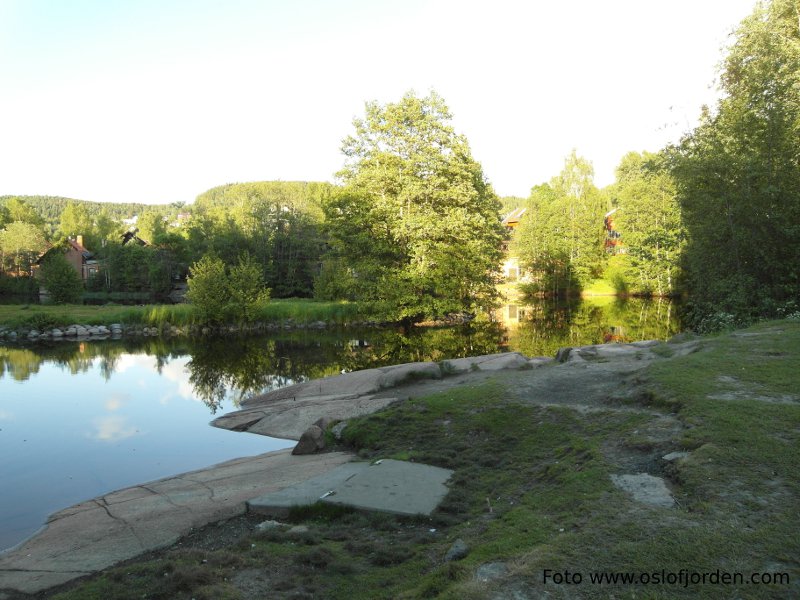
<box><xmin>0</xmin><ymin>450</ymin><xmax>352</xmax><ymax>594</ymax></box>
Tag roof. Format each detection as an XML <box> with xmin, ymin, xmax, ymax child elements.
<box><xmin>67</xmin><ymin>239</ymin><xmax>94</xmax><ymax>260</ymax></box>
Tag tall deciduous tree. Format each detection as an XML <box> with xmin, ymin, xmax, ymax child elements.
<box><xmin>671</xmin><ymin>0</ymin><xmax>800</xmax><ymax>323</ymax></box>
<box><xmin>58</xmin><ymin>202</ymin><xmax>93</xmax><ymax>239</ymax></box>
<box><xmin>326</xmin><ymin>91</ymin><xmax>504</xmax><ymax>324</ymax></box>
<box><xmin>0</xmin><ymin>221</ymin><xmax>48</xmax><ymax>276</ymax></box>
<box><xmin>612</xmin><ymin>151</ymin><xmax>684</xmax><ymax>296</ymax></box>
<box><xmin>513</xmin><ymin>151</ymin><xmax>606</xmax><ymax>294</ymax></box>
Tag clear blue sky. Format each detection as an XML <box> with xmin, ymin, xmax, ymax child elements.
<box><xmin>0</xmin><ymin>0</ymin><xmax>757</xmax><ymax>204</ymax></box>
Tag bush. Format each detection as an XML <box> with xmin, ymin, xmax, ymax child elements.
<box><xmin>227</xmin><ymin>253</ymin><xmax>270</xmax><ymax>322</ymax></box>
<box><xmin>186</xmin><ymin>253</ymin><xmax>270</xmax><ymax>324</ymax></box>
<box><xmin>40</xmin><ymin>253</ymin><xmax>83</xmax><ymax>304</ymax></box>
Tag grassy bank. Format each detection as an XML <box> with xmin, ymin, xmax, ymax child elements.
<box><xmin>47</xmin><ymin>320</ymin><xmax>799</xmax><ymax>599</ymax></box>
<box><xmin>0</xmin><ymin>299</ymin><xmax>368</xmax><ymax>330</ymax></box>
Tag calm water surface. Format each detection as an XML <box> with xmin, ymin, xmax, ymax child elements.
<box><xmin>0</xmin><ymin>297</ymin><xmax>680</xmax><ymax>551</ymax></box>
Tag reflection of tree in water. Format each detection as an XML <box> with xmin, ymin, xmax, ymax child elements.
<box><xmin>338</xmin><ymin>322</ymin><xmax>507</xmax><ymax>373</ymax></box>
<box><xmin>0</xmin><ymin>348</ymin><xmax>43</xmax><ymax>381</ymax></box>
<box><xmin>507</xmin><ymin>297</ymin><xmax>682</xmax><ymax>357</ymax></box>
<box><xmin>185</xmin><ymin>334</ymin><xmax>351</xmax><ymax>413</ymax></box>
<box><xmin>184</xmin><ymin>325</ymin><xmax>508</xmax><ymax>413</ymax></box>
<box><xmin>0</xmin><ymin>306</ymin><xmax>679</xmax><ymax>412</ymax></box>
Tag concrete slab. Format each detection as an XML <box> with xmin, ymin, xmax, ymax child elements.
<box><xmin>0</xmin><ymin>449</ymin><xmax>353</xmax><ymax>594</ymax></box>
<box><xmin>322</xmin><ymin>459</ymin><xmax>453</xmax><ymax>516</ymax></box>
<box><xmin>249</xmin><ymin>459</ymin><xmax>453</xmax><ymax>517</ymax></box>
<box><xmin>248</xmin><ymin>462</ymin><xmax>369</xmax><ymax>516</ymax></box>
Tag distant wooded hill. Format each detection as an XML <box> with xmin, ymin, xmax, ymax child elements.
<box><xmin>0</xmin><ymin>195</ymin><xmax>166</xmax><ymax>232</ymax></box>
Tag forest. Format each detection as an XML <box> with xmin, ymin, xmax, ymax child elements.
<box><xmin>0</xmin><ymin>0</ymin><xmax>797</xmax><ymax>331</ymax></box>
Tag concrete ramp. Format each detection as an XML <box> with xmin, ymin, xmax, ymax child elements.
<box><xmin>248</xmin><ymin>459</ymin><xmax>453</xmax><ymax>517</ymax></box>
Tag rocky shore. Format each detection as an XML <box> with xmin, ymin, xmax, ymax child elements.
<box><xmin>0</xmin><ymin>318</ymin><xmax>389</xmax><ymax>344</ymax></box>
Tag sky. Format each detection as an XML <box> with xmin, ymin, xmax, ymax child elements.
<box><xmin>0</xmin><ymin>0</ymin><xmax>758</xmax><ymax>205</ymax></box>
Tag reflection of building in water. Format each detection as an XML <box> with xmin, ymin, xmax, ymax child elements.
<box><xmin>494</xmin><ymin>304</ymin><xmax>529</xmax><ymax>326</ymax></box>
<box><xmin>348</xmin><ymin>339</ymin><xmax>371</xmax><ymax>348</ymax></box>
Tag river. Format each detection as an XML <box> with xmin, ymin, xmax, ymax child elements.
<box><xmin>0</xmin><ymin>296</ymin><xmax>680</xmax><ymax>551</ymax></box>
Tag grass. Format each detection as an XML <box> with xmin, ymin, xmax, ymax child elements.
<box><xmin>48</xmin><ymin>320</ymin><xmax>800</xmax><ymax>599</ymax></box>
<box><xmin>256</xmin><ymin>298</ymin><xmax>367</xmax><ymax>325</ymax></box>
<box><xmin>0</xmin><ymin>299</ymin><xmax>369</xmax><ymax>329</ymax></box>
<box><xmin>582</xmin><ymin>278</ymin><xmax>618</xmax><ymax>296</ymax></box>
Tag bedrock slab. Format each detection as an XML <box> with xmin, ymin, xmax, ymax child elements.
<box><xmin>212</xmin><ymin>354</ymin><xmax>538</xmax><ymax>439</ymax></box>
<box><xmin>441</xmin><ymin>352</ymin><xmax>530</xmax><ymax>373</ymax></box>
<box><xmin>0</xmin><ymin>450</ymin><xmax>353</xmax><ymax>595</ymax></box>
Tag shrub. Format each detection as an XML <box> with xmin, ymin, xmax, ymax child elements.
<box><xmin>227</xmin><ymin>253</ymin><xmax>270</xmax><ymax>322</ymax></box>
<box><xmin>40</xmin><ymin>253</ymin><xmax>83</xmax><ymax>304</ymax></box>
<box><xmin>186</xmin><ymin>254</ymin><xmax>229</xmax><ymax>323</ymax></box>
<box><xmin>186</xmin><ymin>253</ymin><xmax>270</xmax><ymax>324</ymax></box>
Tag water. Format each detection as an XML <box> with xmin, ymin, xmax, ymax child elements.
<box><xmin>0</xmin><ymin>297</ymin><xmax>680</xmax><ymax>551</ymax></box>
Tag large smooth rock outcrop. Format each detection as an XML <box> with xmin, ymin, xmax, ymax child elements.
<box><xmin>212</xmin><ymin>362</ymin><xmax>442</xmax><ymax>439</ymax></box>
<box><xmin>441</xmin><ymin>352</ymin><xmax>529</xmax><ymax>373</ymax></box>
<box><xmin>0</xmin><ymin>450</ymin><xmax>352</xmax><ymax>594</ymax></box>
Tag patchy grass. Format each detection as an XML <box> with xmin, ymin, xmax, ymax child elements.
<box><xmin>47</xmin><ymin>321</ymin><xmax>800</xmax><ymax>599</ymax></box>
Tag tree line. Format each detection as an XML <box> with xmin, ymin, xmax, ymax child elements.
<box><xmin>512</xmin><ymin>0</ymin><xmax>798</xmax><ymax>330</ymax></box>
<box><xmin>1</xmin><ymin>0</ymin><xmax>796</xmax><ymax>330</ymax></box>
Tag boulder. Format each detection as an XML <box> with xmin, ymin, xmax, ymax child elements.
<box><xmin>292</xmin><ymin>425</ymin><xmax>326</xmax><ymax>455</ymax></box>
<box><xmin>313</xmin><ymin>417</ymin><xmax>336</xmax><ymax>431</ymax></box>
<box><xmin>444</xmin><ymin>538</ymin><xmax>469</xmax><ymax>561</ymax></box>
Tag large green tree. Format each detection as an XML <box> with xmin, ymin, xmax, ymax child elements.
<box><xmin>325</xmin><ymin>91</ymin><xmax>504</xmax><ymax>324</ymax></box>
<box><xmin>671</xmin><ymin>0</ymin><xmax>800</xmax><ymax>323</ymax></box>
<box><xmin>0</xmin><ymin>221</ymin><xmax>48</xmax><ymax>276</ymax></box>
<box><xmin>611</xmin><ymin>151</ymin><xmax>684</xmax><ymax>296</ymax></box>
<box><xmin>513</xmin><ymin>151</ymin><xmax>607</xmax><ymax>294</ymax></box>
